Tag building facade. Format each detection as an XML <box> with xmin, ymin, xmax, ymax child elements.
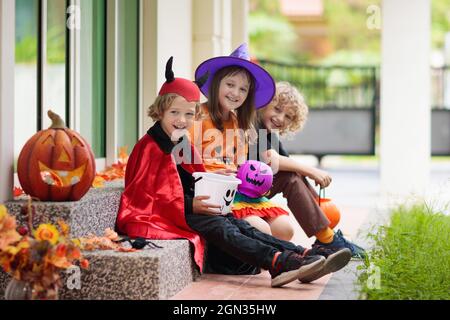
<box><xmin>0</xmin><ymin>0</ymin><xmax>249</xmax><ymax>201</ymax></box>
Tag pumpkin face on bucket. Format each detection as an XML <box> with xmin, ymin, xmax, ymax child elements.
<box><xmin>17</xmin><ymin>111</ymin><xmax>95</xmax><ymax>201</ymax></box>
<box><xmin>236</xmin><ymin>160</ymin><xmax>273</xmax><ymax>198</ymax></box>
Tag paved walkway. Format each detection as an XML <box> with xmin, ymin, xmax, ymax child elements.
<box><xmin>171</xmin><ymin>157</ymin><xmax>450</xmax><ymax>300</ymax></box>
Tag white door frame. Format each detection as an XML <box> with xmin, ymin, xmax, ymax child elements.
<box><xmin>0</xmin><ymin>0</ymin><xmax>15</xmax><ymax>202</ymax></box>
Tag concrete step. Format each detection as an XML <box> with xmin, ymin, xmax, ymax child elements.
<box><xmin>1</xmin><ymin>240</ymin><xmax>199</xmax><ymax>300</ymax></box>
<box><xmin>1</xmin><ymin>181</ymin><xmax>200</xmax><ymax>300</ymax></box>
<box><xmin>5</xmin><ymin>181</ymin><xmax>124</xmax><ymax>238</ymax></box>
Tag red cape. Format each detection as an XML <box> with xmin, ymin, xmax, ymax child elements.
<box><xmin>116</xmin><ymin>134</ymin><xmax>206</xmax><ymax>271</ymax></box>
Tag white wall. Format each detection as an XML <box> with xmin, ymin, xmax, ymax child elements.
<box><xmin>231</xmin><ymin>0</ymin><xmax>249</xmax><ymax>49</ymax></box>
<box><xmin>141</xmin><ymin>0</ymin><xmax>193</xmax><ymax>136</ymax></box>
<box><xmin>192</xmin><ymin>0</ymin><xmax>232</xmax><ymax>73</ymax></box>
<box><xmin>380</xmin><ymin>0</ymin><xmax>431</xmax><ymax>197</ymax></box>
<box><xmin>157</xmin><ymin>0</ymin><xmax>193</xmax><ymax>80</ymax></box>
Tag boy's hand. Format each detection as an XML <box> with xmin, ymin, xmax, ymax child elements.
<box><xmin>306</xmin><ymin>167</ymin><xmax>332</xmax><ymax>188</ymax></box>
<box><xmin>193</xmin><ymin>196</ymin><xmax>222</xmax><ymax>215</ymax></box>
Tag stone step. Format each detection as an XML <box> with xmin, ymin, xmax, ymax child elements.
<box><xmin>1</xmin><ymin>181</ymin><xmax>200</xmax><ymax>300</ymax></box>
<box><xmin>5</xmin><ymin>181</ymin><xmax>124</xmax><ymax>238</ymax></box>
<box><xmin>1</xmin><ymin>240</ymin><xmax>199</xmax><ymax>300</ymax></box>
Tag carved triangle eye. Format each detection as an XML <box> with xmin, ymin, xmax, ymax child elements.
<box><xmin>42</xmin><ymin>134</ymin><xmax>56</xmax><ymax>146</ymax></box>
<box><xmin>71</xmin><ymin>136</ymin><xmax>83</xmax><ymax>147</ymax></box>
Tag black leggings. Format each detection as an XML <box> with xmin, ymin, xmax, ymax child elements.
<box><xmin>185</xmin><ymin>213</ymin><xmax>304</xmax><ymax>273</ymax></box>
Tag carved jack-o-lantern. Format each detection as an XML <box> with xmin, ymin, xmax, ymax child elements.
<box><xmin>236</xmin><ymin>160</ymin><xmax>273</xmax><ymax>198</ymax></box>
<box><xmin>17</xmin><ymin>110</ymin><xmax>96</xmax><ymax>201</ymax></box>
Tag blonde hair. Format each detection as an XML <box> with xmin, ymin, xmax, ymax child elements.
<box><xmin>259</xmin><ymin>81</ymin><xmax>308</xmax><ymax>135</ymax></box>
<box><xmin>147</xmin><ymin>93</ymin><xmax>201</xmax><ymax>121</ymax></box>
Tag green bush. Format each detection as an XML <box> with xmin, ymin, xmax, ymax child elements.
<box><xmin>358</xmin><ymin>204</ymin><xmax>450</xmax><ymax>300</ymax></box>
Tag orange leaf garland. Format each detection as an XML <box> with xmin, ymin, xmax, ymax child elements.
<box><xmin>93</xmin><ymin>146</ymin><xmax>129</xmax><ymax>187</ymax></box>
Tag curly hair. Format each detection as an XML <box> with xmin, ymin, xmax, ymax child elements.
<box><xmin>147</xmin><ymin>93</ymin><xmax>201</xmax><ymax>121</ymax></box>
<box><xmin>259</xmin><ymin>81</ymin><xmax>309</xmax><ymax>136</ymax></box>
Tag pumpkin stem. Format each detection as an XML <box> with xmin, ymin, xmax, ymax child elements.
<box><xmin>47</xmin><ymin>110</ymin><xmax>66</xmax><ymax>129</ymax></box>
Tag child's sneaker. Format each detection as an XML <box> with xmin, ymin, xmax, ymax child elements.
<box><xmin>312</xmin><ymin>229</ymin><xmax>366</xmax><ymax>260</ymax></box>
<box><xmin>269</xmin><ymin>251</ymin><xmax>325</xmax><ymax>287</ymax></box>
<box><xmin>298</xmin><ymin>248</ymin><xmax>351</xmax><ymax>283</ymax></box>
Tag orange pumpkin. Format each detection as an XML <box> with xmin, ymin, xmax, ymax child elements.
<box><xmin>17</xmin><ymin>110</ymin><xmax>96</xmax><ymax>201</ymax></box>
<box><xmin>317</xmin><ymin>197</ymin><xmax>341</xmax><ymax>229</ymax></box>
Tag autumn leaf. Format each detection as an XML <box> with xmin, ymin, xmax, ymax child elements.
<box><xmin>13</xmin><ymin>187</ymin><xmax>24</xmax><ymax>197</ymax></box>
<box><xmin>92</xmin><ymin>176</ymin><xmax>105</xmax><ymax>188</ymax></box>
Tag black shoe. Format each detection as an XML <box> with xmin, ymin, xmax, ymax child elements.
<box><xmin>298</xmin><ymin>248</ymin><xmax>351</xmax><ymax>283</ymax></box>
<box><xmin>312</xmin><ymin>230</ymin><xmax>366</xmax><ymax>260</ymax></box>
<box><xmin>269</xmin><ymin>251</ymin><xmax>325</xmax><ymax>287</ymax></box>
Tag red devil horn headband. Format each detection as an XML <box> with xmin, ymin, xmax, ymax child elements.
<box><xmin>158</xmin><ymin>56</ymin><xmax>207</xmax><ymax>102</ymax></box>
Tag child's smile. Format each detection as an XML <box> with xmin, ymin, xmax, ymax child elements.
<box><xmin>160</xmin><ymin>96</ymin><xmax>196</xmax><ymax>141</ymax></box>
<box><xmin>218</xmin><ymin>72</ymin><xmax>250</xmax><ymax>114</ymax></box>
<box><xmin>262</xmin><ymin>104</ymin><xmax>295</xmax><ymax>132</ymax></box>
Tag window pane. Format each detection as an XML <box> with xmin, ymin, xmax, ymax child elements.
<box><xmin>15</xmin><ymin>0</ymin><xmax>38</xmax><ymax>162</ymax></box>
<box><xmin>80</xmin><ymin>0</ymin><xmax>106</xmax><ymax>157</ymax></box>
<box><xmin>117</xmin><ymin>0</ymin><xmax>139</xmax><ymax>149</ymax></box>
<box><xmin>43</xmin><ymin>0</ymin><xmax>66</xmax><ymax>128</ymax></box>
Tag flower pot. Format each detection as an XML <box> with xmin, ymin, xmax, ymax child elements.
<box><xmin>4</xmin><ymin>278</ymin><xmax>59</xmax><ymax>300</ymax></box>
<box><xmin>4</xmin><ymin>278</ymin><xmax>32</xmax><ymax>300</ymax></box>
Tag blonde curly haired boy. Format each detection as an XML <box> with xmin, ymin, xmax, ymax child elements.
<box><xmin>241</xmin><ymin>81</ymin><xmax>366</xmax><ymax>260</ymax></box>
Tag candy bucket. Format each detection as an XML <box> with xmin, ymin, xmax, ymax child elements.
<box><xmin>193</xmin><ymin>172</ymin><xmax>241</xmax><ymax>214</ymax></box>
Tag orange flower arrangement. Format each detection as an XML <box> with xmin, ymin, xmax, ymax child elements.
<box><xmin>0</xmin><ymin>199</ymin><xmax>89</xmax><ymax>299</ymax></box>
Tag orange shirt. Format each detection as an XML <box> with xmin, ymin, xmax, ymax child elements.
<box><xmin>188</xmin><ymin>104</ymin><xmax>248</xmax><ymax>172</ymax></box>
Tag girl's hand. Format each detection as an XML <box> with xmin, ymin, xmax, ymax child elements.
<box><xmin>192</xmin><ymin>196</ymin><xmax>222</xmax><ymax>215</ymax></box>
<box><xmin>212</xmin><ymin>168</ymin><xmax>237</xmax><ymax>176</ymax></box>
<box><xmin>263</xmin><ymin>149</ymin><xmax>280</xmax><ymax>163</ymax></box>
<box><xmin>305</xmin><ymin>167</ymin><xmax>332</xmax><ymax>188</ymax></box>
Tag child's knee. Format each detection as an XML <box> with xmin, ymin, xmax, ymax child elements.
<box><xmin>244</xmin><ymin>216</ymin><xmax>272</xmax><ymax>235</ymax></box>
<box><xmin>276</xmin><ymin>226</ymin><xmax>294</xmax><ymax>242</ymax></box>
<box><xmin>269</xmin><ymin>216</ymin><xmax>294</xmax><ymax>241</ymax></box>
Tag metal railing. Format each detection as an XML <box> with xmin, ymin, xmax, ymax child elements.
<box><xmin>258</xmin><ymin>60</ymin><xmax>378</xmax><ymax>160</ymax></box>
<box><xmin>431</xmin><ymin>65</ymin><xmax>450</xmax><ymax>109</ymax></box>
<box><xmin>258</xmin><ymin>59</ymin><xmax>379</xmax><ymax>109</ymax></box>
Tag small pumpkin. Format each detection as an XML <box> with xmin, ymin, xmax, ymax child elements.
<box><xmin>17</xmin><ymin>110</ymin><xmax>95</xmax><ymax>201</ymax></box>
<box><xmin>316</xmin><ymin>197</ymin><xmax>341</xmax><ymax>229</ymax></box>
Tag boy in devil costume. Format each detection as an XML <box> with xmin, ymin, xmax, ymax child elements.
<box><xmin>116</xmin><ymin>57</ymin><xmax>340</xmax><ymax>288</ymax></box>
<box><xmin>115</xmin><ymin>57</ymin><xmax>207</xmax><ymax>270</ymax></box>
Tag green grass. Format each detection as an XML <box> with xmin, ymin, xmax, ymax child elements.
<box><xmin>358</xmin><ymin>204</ymin><xmax>450</xmax><ymax>300</ymax></box>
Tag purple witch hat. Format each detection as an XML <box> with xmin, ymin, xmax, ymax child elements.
<box><xmin>195</xmin><ymin>43</ymin><xmax>276</xmax><ymax>109</ymax></box>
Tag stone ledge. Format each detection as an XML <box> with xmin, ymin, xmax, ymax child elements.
<box><xmin>5</xmin><ymin>181</ymin><xmax>124</xmax><ymax>238</ymax></box>
<box><xmin>1</xmin><ymin>240</ymin><xmax>200</xmax><ymax>300</ymax></box>
<box><xmin>2</xmin><ymin>181</ymin><xmax>201</xmax><ymax>300</ymax></box>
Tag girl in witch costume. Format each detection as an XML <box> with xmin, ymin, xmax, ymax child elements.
<box><xmin>188</xmin><ymin>43</ymin><xmax>276</xmax><ymax>174</ymax></box>
<box><xmin>115</xmin><ymin>57</ymin><xmax>336</xmax><ymax>287</ymax></box>
<box><xmin>188</xmin><ymin>43</ymin><xmax>292</xmax><ymax>235</ymax></box>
